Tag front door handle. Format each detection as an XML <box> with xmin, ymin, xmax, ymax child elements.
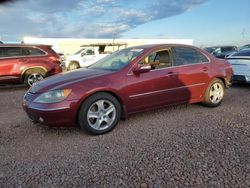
<box><xmin>166</xmin><ymin>71</ymin><xmax>177</xmax><ymax>76</ymax></box>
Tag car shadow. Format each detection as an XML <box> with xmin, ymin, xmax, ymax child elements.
<box><xmin>232</xmin><ymin>82</ymin><xmax>250</xmax><ymax>89</ymax></box>
<box><xmin>0</xmin><ymin>84</ymin><xmax>27</xmax><ymax>90</ymax></box>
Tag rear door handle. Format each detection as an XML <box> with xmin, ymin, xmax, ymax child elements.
<box><xmin>166</xmin><ymin>71</ymin><xmax>177</xmax><ymax>76</ymax></box>
<box><xmin>19</xmin><ymin>59</ymin><xmax>28</xmax><ymax>62</ymax></box>
<box><xmin>202</xmin><ymin>67</ymin><xmax>209</xmax><ymax>72</ymax></box>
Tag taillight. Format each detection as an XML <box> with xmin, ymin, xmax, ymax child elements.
<box><xmin>49</xmin><ymin>56</ymin><xmax>61</xmax><ymax>64</ymax></box>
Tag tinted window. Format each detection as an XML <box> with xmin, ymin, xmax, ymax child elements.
<box><xmin>222</xmin><ymin>47</ymin><xmax>236</xmax><ymax>52</ymax></box>
<box><xmin>83</xmin><ymin>49</ymin><xmax>95</xmax><ymax>55</ymax></box>
<box><xmin>0</xmin><ymin>47</ymin><xmax>22</xmax><ymax>57</ymax></box>
<box><xmin>232</xmin><ymin>50</ymin><xmax>250</xmax><ymax>57</ymax></box>
<box><xmin>204</xmin><ymin>47</ymin><xmax>216</xmax><ymax>53</ymax></box>
<box><xmin>22</xmin><ymin>47</ymin><xmax>46</xmax><ymax>56</ymax></box>
<box><xmin>139</xmin><ymin>50</ymin><xmax>171</xmax><ymax>70</ymax></box>
<box><xmin>172</xmin><ymin>47</ymin><xmax>209</xmax><ymax>66</ymax></box>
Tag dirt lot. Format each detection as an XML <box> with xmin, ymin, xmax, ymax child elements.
<box><xmin>0</xmin><ymin>84</ymin><xmax>249</xmax><ymax>187</ymax></box>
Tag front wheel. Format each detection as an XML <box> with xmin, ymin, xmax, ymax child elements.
<box><xmin>202</xmin><ymin>78</ymin><xmax>225</xmax><ymax>107</ymax></box>
<box><xmin>68</xmin><ymin>61</ymin><xmax>80</xmax><ymax>71</ymax></box>
<box><xmin>78</xmin><ymin>92</ymin><xmax>121</xmax><ymax>134</ymax></box>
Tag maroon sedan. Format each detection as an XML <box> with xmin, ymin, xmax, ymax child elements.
<box><xmin>23</xmin><ymin>44</ymin><xmax>233</xmax><ymax>134</ymax></box>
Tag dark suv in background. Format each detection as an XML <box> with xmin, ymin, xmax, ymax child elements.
<box><xmin>0</xmin><ymin>44</ymin><xmax>62</xmax><ymax>87</ymax></box>
<box><xmin>204</xmin><ymin>46</ymin><xmax>238</xmax><ymax>58</ymax></box>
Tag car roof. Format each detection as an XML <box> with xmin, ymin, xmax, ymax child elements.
<box><xmin>204</xmin><ymin>45</ymin><xmax>237</xmax><ymax>48</ymax></box>
<box><xmin>126</xmin><ymin>43</ymin><xmax>196</xmax><ymax>49</ymax></box>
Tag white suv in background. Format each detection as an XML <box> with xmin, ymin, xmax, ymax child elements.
<box><xmin>64</xmin><ymin>47</ymin><xmax>110</xmax><ymax>71</ymax></box>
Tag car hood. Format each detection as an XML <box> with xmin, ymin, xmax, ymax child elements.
<box><xmin>30</xmin><ymin>68</ymin><xmax>111</xmax><ymax>94</ymax></box>
<box><xmin>66</xmin><ymin>54</ymin><xmax>78</xmax><ymax>61</ymax></box>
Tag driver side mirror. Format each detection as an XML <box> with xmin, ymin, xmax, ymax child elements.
<box><xmin>133</xmin><ymin>65</ymin><xmax>151</xmax><ymax>74</ymax></box>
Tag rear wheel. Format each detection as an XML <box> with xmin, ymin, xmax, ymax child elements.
<box><xmin>24</xmin><ymin>69</ymin><xmax>46</xmax><ymax>87</ymax></box>
<box><xmin>202</xmin><ymin>78</ymin><xmax>225</xmax><ymax>107</ymax></box>
<box><xmin>78</xmin><ymin>92</ymin><xmax>121</xmax><ymax>134</ymax></box>
<box><xmin>68</xmin><ymin>61</ymin><xmax>80</xmax><ymax>71</ymax></box>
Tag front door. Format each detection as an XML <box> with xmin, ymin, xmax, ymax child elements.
<box><xmin>124</xmin><ymin>49</ymin><xmax>191</xmax><ymax>113</ymax></box>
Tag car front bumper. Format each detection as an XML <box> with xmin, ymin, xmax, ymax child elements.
<box><xmin>22</xmin><ymin>96</ymin><xmax>79</xmax><ymax>127</ymax></box>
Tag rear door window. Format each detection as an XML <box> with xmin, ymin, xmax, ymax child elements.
<box><xmin>22</xmin><ymin>47</ymin><xmax>46</xmax><ymax>56</ymax></box>
<box><xmin>172</xmin><ymin>47</ymin><xmax>209</xmax><ymax>66</ymax></box>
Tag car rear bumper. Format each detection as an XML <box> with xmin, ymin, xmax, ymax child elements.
<box><xmin>232</xmin><ymin>75</ymin><xmax>250</xmax><ymax>83</ymax></box>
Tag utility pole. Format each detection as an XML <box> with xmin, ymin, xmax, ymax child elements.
<box><xmin>241</xmin><ymin>28</ymin><xmax>246</xmax><ymax>43</ymax></box>
<box><xmin>112</xmin><ymin>31</ymin><xmax>115</xmax><ymax>51</ymax></box>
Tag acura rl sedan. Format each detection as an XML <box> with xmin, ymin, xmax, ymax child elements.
<box><xmin>23</xmin><ymin>44</ymin><xmax>233</xmax><ymax>134</ymax></box>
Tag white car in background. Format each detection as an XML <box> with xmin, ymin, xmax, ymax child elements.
<box><xmin>226</xmin><ymin>49</ymin><xmax>250</xmax><ymax>83</ymax></box>
<box><xmin>64</xmin><ymin>47</ymin><xmax>110</xmax><ymax>71</ymax></box>
<box><xmin>63</xmin><ymin>43</ymin><xmax>127</xmax><ymax>71</ymax></box>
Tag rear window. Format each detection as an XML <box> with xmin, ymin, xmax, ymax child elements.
<box><xmin>22</xmin><ymin>47</ymin><xmax>46</xmax><ymax>56</ymax></box>
<box><xmin>172</xmin><ymin>47</ymin><xmax>209</xmax><ymax>66</ymax></box>
<box><xmin>222</xmin><ymin>47</ymin><xmax>236</xmax><ymax>52</ymax></box>
<box><xmin>232</xmin><ymin>50</ymin><xmax>250</xmax><ymax>57</ymax></box>
<box><xmin>0</xmin><ymin>46</ymin><xmax>46</xmax><ymax>58</ymax></box>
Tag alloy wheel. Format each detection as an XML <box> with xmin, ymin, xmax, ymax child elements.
<box><xmin>209</xmin><ymin>82</ymin><xmax>224</xmax><ymax>104</ymax></box>
<box><xmin>27</xmin><ymin>73</ymin><xmax>44</xmax><ymax>86</ymax></box>
<box><xmin>87</xmin><ymin>99</ymin><xmax>116</xmax><ymax>131</ymax></box>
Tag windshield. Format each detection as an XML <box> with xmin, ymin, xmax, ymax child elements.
<box><xmin>231</xmin><ymin>50</ymin><xmax>250</xmax><ymax>57</ymax></box>
<box><xmin>204</xmin><ymin>47</ymin><xmax>216</xmax><ymax>53</ymax></box>
<box><xmin>74</xmin><ymin>48</ymin><xmax>85</xmax><ymax>55</ymax></box>
<box><xmin>89</xmin><ymin>47</ymin><xmax>144</xmax><ymax>71</ymax></box>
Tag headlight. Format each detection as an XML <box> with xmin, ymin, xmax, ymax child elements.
<box><xmin>34</xmin><ymin>89</ymin><xmax>72</xmax><ymax>103</ymax></box>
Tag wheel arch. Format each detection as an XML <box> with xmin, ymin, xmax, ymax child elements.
<box><xmin>214</xmin><ymin>76</ymin><xmax>226</xmax><ymax>87</ymax></box>
<box><xmin>76</xmin><ymin>90</ymin><xmax>127</xmax><ymax>125</ymax></box>
<box><xmin>21</xmin><ymin>66</ymin><xmax>47</xmax><ymax>80</ymax></box>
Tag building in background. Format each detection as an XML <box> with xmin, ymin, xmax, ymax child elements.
<box><xmin>23</xmin><ymin>37</ymin><xmax>193</xmax><ymax>55</ymax></box>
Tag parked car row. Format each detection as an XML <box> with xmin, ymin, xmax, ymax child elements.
<box><xmin>204</xmin><ymin>44</ymin><xmax>250</xmax><ymax>84</ymax></box>
<box><xmin>226</xmin><ymin>49</ymin><xmax>250</xmax><ymax>83</ymax></box>
<box><xmin>204</xmin><ymin>46</ymin><xmax>238</xmax><ymax>59</ymax></box>
<box><xmin>204</xmin><ymin>44</ymin><xmax>250</xmax><ymax>59</ymax></box>
<box><xmin>0</xmin><ymin>42</ymin><xmax>248</xmax><ymax>134</ymax></box>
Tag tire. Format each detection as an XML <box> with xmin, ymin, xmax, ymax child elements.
<box><xmin>24</xmin><ymin>69</ymin><xmax>46</xmax><ymax>87</ymax></box>
<box><xmin>202</xmin><ymin>78</ymin><xmax>225</xmax><ymax>107</ymax></box>
<box><xmin>78</xmin><ymin>92</ymin><xmax>121</xmax><ymax>134</ymax></box>
<box><xmin>68</xmin><ymin>61</ymin><xmax>80</xmax><ymax>71</ymax></box>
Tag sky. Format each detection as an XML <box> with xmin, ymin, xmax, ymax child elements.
<box><xmin>0</xmin><ymin>0</ymin><xmax>249</xmax><ymax>46</ymax></box>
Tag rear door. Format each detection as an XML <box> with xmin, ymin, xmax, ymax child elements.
<box><xmin>0</xmin><ymin>47</ymin><xmax>22</xmax><ymax>80</ymax></box>
<box><xmin>171</xmin><ymin>46</ymin><xmax>211</xmax><ymax>101</ymax></box>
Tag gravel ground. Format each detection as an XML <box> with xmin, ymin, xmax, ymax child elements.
<box><xmin>0</xmin><ymin>84</ymin><xmax>249</xmax><ymax>187</ymax></box>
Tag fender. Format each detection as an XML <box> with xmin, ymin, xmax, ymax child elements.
<box><xmin>21</xmin><ymin>66</ymin><xmax>48</xmax><ymax>78</ymax></box>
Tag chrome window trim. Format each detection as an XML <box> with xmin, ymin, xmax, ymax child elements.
<box><xmin>127</xmin><ymin>61</ymin><xmax>211</xmax><ymax>76</ymax></box>
<box><xmin>0</xmin><ymin>46</ymin><xmax>48</xmax><ymax>59</ymax></box>
<box><xmin>129</xmin><ymin>83</ymin><xmax>206</xmax><ymax>98</ymax></box>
